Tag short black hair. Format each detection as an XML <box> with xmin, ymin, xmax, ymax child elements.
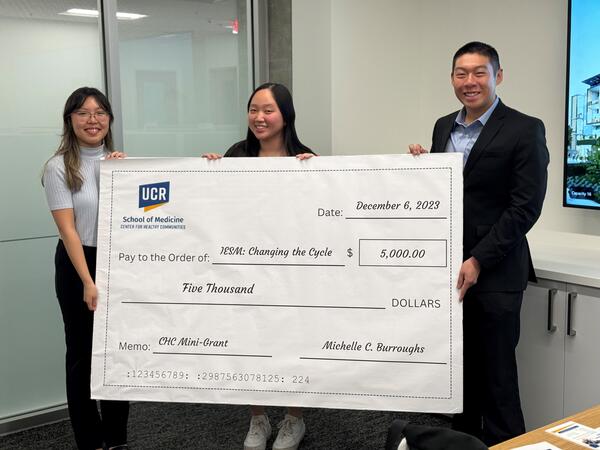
<box><xmin>452</xmin><ymin>41</ymin><xmax>500</xmax><ymax>74</ymax></box>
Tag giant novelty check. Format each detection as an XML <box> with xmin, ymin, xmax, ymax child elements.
<box><xmin>91</xmin><ymin>154</ymin><xmax>463</xmax><ymax>413</ymax></box>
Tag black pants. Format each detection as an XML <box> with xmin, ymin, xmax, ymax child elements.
<box><xmin>55</xmin><ymin>240</ymin><xmax>129</xmax><ymax>450</ymax></box>
<box><xmin>452</xmin><ymin>290</ymin><xmax>525</xmax><ymax>446</ymax></box>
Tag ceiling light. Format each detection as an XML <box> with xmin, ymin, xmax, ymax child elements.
<box><xmin>59</xmin><ymin>8</ymin><xmax>147</xmax><ymax>21</ymax></box>
<box><xmin>116</xmin><ymin>11</ymin><xmax>148</xmax><ymax>21</ymax></box>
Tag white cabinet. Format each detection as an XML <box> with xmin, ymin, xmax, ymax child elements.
<box><xmin>517</xmin><ymin>279</ymin><xmax>565</xmax><ymax>430</ymax></box>
<box><xmin>517</xmin><ymin>279</ymin><xmax>600</xmax><ymax>430</ymax></box>
<box><xmin>563</xmin><ymin>284</ymin><xmax>600</xmax><ymax>416</ymax></box>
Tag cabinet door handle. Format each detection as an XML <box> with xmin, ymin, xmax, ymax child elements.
<box><xmin>567</xmin><ymin>292</ymin><xmax>577</xmax><ymax>337</ymax></box>
<box><xmin>547</xmin><ymin>288</ymin><xmax>557</xmax><ymax>333</ymax></box>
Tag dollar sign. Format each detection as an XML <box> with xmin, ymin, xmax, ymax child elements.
<box><xmin>347</xmin><ymin>248</ymin><xmax>353</xmax><ymax>258</ymax></box>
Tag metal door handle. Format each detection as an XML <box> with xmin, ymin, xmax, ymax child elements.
<box><xmin>567</xmin><ymin>292</ymin><xmax>577</xmax><ymax>337</ymax></box>
<box><xmin>547</xmin><ymin>288</ymin><xmax>557</xmax><ymax>333</ymax></box>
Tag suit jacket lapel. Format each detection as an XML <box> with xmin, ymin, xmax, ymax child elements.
<box><xmin>463</xmin><ymin>100</ymin><xmax>507</xmax><ymax>178</ymax></box>
<box><xmin>435</xmin><ymin>115</ymin><xmax>456</xmax><ymax>153</ymax></box>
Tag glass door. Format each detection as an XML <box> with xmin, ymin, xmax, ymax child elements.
<box><xmin>114</xmin><ymin>0</ymin><xmax>252</xmax><ymax>156</ymax></box>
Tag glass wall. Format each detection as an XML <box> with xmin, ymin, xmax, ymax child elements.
<box><xmin>0</xmin><ymin>0</ymin><xmax>257</xmax><ymax>426</ymax></box>
<box><xmin>0</xmin><ymin>0</ymin><xmax>104</xmax><ymax>420</ymax></box>
<box><xmin>115</xmin><ymin>0</ymin><xmax>252</xmax><ymax>156</ymax></box>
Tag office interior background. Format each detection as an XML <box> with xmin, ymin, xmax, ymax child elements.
<box><xmin>1</xmin><ymin>0</ymin><xmax>599</xmax><ymax>437</ymax></box>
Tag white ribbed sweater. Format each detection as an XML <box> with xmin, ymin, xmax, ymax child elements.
<box><xmin>43</xmin><ymin>146</ymin><xmax>105</xmax><ymax>247</ymax></box>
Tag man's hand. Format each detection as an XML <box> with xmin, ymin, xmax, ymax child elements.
<box><xmin>457</xmin><ymin>256</ymin><xmax>481</xmax><ymax>301</ymax></box>
<box><xmin>408</xmin><ymin>144</ymin><xmax>429</xmax><ymax>155</ymax></box>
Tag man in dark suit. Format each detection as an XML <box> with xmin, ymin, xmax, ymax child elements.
<box><xmin>409</xmin><ymin>41</ymin><xmax>549</xmax><ymax>446</ymax></box>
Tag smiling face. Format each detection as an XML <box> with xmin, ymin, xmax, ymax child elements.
<box><xmin>71</xmin><ymin>96</ymin><xmax>110</xmax><ymax>148</ymax></box>
<box><xmin>247</xmin><ymin>88</ymin><xmax>285</xmax><ymax>143</ymax></box>
<box><xmin>451</xmin><ymin>52</ymin><xmax>503</xmax><ymax>123</ymax></box>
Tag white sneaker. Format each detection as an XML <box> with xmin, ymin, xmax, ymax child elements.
<box><xmin>244</xmin><ymin>414</ymin><xmax>272</xmax><ymax>450</ymax></box>
<box><xmin>272</xmin><ymin>414</ymin><xmax>306</xmax><ymax>450</ymax></box>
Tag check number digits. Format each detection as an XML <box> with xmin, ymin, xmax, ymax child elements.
<box><xmin>128</xmin><ymin>369</ymin><xmax>189</xmax><ymax>380</ymax></box>
<box><xmin>200</xmin><ymin>372</ymin><xmax>310</xmax><ymax>384</ymax></box>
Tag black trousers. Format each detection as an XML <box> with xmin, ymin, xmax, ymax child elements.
<box><xmin>452</xmin><ymin>290</ymin><xmax>525</xmax><ymax>446</ymax></box>
<box><xmin>55</xmin><ymin>240</ymin><xmax>129</xmax><ymax>450</ymax></box>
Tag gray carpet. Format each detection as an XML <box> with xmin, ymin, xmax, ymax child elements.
<box><xmin>1</xmin><ymin>402</ymin><xmax>451</xmax><ymax>449</ymax></box>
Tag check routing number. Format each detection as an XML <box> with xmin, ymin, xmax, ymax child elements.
<box><xmin>91</xmin><ymin>154</ymin><xmax>463</xmax><ymax>413</ymax></box>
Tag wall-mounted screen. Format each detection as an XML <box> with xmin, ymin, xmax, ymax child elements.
<box><xmin>564</xmin><ymin>0</ymin><xmax>600</xmax><ymax>209</ymax></box>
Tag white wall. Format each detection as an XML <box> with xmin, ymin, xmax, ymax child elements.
<box><xmin>293</xmin><ymin>0</ymin><xmax>600</xmax><ymax>237</ymax></box>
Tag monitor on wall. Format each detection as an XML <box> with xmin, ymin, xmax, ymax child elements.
<box><xmin>564</xmin><ymin>0</ymin><xmax>600</xmax><ymax>209</ymax></box>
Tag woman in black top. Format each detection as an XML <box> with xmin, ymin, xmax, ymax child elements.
<box><xmin>205</xmin><ymin>82</ymin><xmax>314</xmax><ymax>450</ymax></box>
<box><xmin>205</xmin><ymin>82</ymin><xmax>314</xmax><ymax>160</ymax></box>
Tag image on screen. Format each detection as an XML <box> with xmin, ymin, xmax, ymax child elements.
<box><xmin>564</xmin><ymin>0</ymin><xmax>600</xmax><ymax>209</ymax></box>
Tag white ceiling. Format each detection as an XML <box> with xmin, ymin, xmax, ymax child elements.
<box><xmin>0</xmin><ymin>0</ymin><xmax>242</xmax><ymax>39</ymax></box>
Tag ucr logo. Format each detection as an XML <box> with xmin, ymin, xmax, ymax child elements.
<box><xmin>139</xmin><ymin>181</ymin><xmax>170</xmax><ymax>212</ymax></box>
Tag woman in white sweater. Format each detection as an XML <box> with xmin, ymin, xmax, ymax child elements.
<box><xmin>43</xmin><ymin>87</ymin><xmax>129</xmax><ymax>450</ymax></box>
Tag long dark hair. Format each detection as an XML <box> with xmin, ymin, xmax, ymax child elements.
<box><xmin>244</xmin><ymin>83</ymin><xmax>314</xmax><ymax>156</ymax></box>
<box><xmin>44</xmin><ymin>87</ymin><xmax>115</xmax><ymax>191</ymax></box>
